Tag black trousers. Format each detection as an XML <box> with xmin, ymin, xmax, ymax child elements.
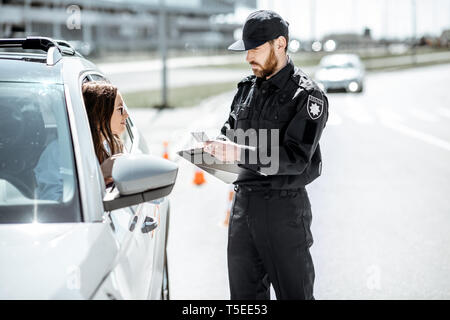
<box><xmin>227</xmin><ymin>186</ymin><xmax>315</xmax><ymax>300</ymax></box>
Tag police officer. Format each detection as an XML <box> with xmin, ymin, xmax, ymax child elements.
<box><xmin>204</xmin><ymin>10</ymin><xmax>328</xmax><ymax>300</ymax></box>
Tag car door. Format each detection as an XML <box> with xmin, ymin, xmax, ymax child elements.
<box><xmin>119</xmin><ymin>112</ymin><xmax>159</xmax><ymax>298</ymax></box>
<box><xmin>123</xmin><ymin>112</ymin><xmax>162</xmax><ymax>293</ymax></box>
<box><xmin>82</xmin><ymin>73</ymin><xmax>157</xmax><ymax>299</ymax></box>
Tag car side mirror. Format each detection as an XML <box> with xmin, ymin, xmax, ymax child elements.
<box><xmin>103</xmin><ymin>154</ymin><xmax>178</xmax><ymax>212</ymax></box>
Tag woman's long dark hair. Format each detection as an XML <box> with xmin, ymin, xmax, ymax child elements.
<box><xmin>82</xmin><ymin>82</ymin><xmax>123</xmax><ymax>164</ymax></box>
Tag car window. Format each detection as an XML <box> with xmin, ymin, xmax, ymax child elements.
<box><xmin>121</xmin><ymin>108</ymin><xmax>133</xmax><ymax>153</ymax></box>
<box><xmin>90</xmin><ymin>74</ymin><xmax>110</xmax><ymax>83</ymax></box>
<box><xmin>321</xmin><ymin>55</ymin><xmax>361</xmax><ymax>69</ymax></box>
<box><xmin>82</xmin><ymin>74</ymin><xmax>134</xmax><ymax>153</ymax></box>
<box><xmin>323</xmin><ymin>61</ymin><xmax>356</xmax><ymax>69</ymax></box>
<box><xmin>0</xmin><ymin>82</ymin><xmax>81</xmax><ymax>223</ymax></box>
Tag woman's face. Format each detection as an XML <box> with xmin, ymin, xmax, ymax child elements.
<box><xmin>111</xmin><ymin>91</ymin><xmax>128</xmax><ymax>135</ymax></box>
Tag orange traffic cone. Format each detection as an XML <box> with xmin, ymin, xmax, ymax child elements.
<box><xmin>193</xmin><ymin>169</ymin><xmax>206</xmax><ymax>186</ymax></box>
<box><xmin>222</xmin><ymin>186</ymin><xmax>235</xmax><ymax>227</ymax></box>
<box><xmin>162</xmin><ymin>141</ymin><xmax>169</xmax><ymax>160</ymax></box>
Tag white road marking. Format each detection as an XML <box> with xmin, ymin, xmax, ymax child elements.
<box><xmin>380</xmin><ymin>118</ymin><xmax>450</xmax><ymax>152</ymax></box>
<box><xmin>409</xmin><ymin>108</ymin><xmax>439</xmax><ymax>123</ymax></box>
<box><xmin>436</xmin><ymin>107</ymin><xmax>450</xmax><ymax>119</ymax></box>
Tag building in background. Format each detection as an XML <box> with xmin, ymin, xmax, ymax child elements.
<box><xmin>0</xmin><ymin>0</ymin><xmax>257</xmax><ymax>55</ymax></box>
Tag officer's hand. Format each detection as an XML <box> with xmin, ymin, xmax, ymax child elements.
<box><xmin>100</xmin><ymin>153</ymin><xmax>123</xmax><ymax>185</ymax></box>
<box><xmin>203</xmin><ymin>140</ymin><xmax>242</xmax><ymax>162</ymax></box>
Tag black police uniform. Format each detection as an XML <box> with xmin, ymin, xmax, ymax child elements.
<box><xmin>220</xmin><ymin>57</ymin><xmax>329</xmax><ymax>300</ymax></box>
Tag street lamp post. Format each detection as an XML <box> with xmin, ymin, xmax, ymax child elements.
<box><xmin>411</xmin><ymin>0</ymin><xmax>417</xmax><ymax>65</ymax></box>
<box><xmin>310</xmin><ymin>0</ymin><xmax>316</xmax><ymax>42</ymax></box>
<box><xmin>158</xmin><ymin>0</ymin><xmax>169</xmax><ymax>108</ymax></box>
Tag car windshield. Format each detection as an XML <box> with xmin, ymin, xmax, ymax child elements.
<box><xmin>0</xmin><ymin>82</ymin><xmax>81</xmax><ymax>223</ymax></box>
<box><xmin>323</xmin><ymin>62</ymin><xmax>357</xmax><ymax>69</ymax></box>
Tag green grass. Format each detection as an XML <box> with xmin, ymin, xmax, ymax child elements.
<box><xmin>123</xmin><ymin>81</ymin><xmax>237</xmax><ymax>109</ymax></box>
<box><xmin>196</xmin><ymin>58</ymin><xmax>321</xmax><ymax>70</ymax></box>
<box><xmin>123</xmin><ymin>50</ymin><xmax>450</xmax><ymax>109</ymax></box>
<box><xmin>367</xmin><ymin>59</ymin><xmax>450</xmax><ymax>72</ymax></box>
<box><xmin>198</xmin><ymin>49</ymin><xmax>450</xmax><ymax>70</ymax></box>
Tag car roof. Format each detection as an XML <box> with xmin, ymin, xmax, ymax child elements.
<box><xmin>0</xmin><ymin>38</ymin><xmax>100</xmax><ymax>84</ymax></box>
<box><xmin>320</xmin><ymin>54</ymin><xmax>361</xmax><ymax>66</ymax></box>
<box><xmin>0</xmin><ymin>52</ymin><xmax>64</xmax><ymax>83</ymax></box>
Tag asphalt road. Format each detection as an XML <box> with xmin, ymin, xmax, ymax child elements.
<box><xmin>131</xmin><ymin>63</ymin><xmax>450</xmax><ymax>299</ymax></box>
<box><xmin>98</xmin><ymin>54</ymin><xmax>249</xmax><ymax>92</ymax></box>
<box><xmin>99</xmin><ymin>51</ymin><xmax>450</xmax><ymax>93</ymax></box>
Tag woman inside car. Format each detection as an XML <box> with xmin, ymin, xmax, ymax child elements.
<box><xmin>82</xmin><ymin>81</ymin><xmax>129</xmax><ymax>186</ymax></box>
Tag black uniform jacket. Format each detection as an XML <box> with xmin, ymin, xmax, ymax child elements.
<box><xmin>220</xmin><ymin>57</ymin><xmax>329</xmax><ymax>189</ymax></box>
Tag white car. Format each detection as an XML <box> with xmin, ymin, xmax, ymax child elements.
<box><xmin>0</xmin><ymin>37</ymin><xmax>178</xmax><ymax>299</ymax></box>
<box><xmin>314</xmin><ymin>53</ymin><xmax>365</xmax><ymax>93</ymax></box>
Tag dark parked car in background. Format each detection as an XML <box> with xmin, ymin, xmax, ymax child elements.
<box><xmin>314</xmin><ymin>53</ymin><xmax>365</xmax><ymax>93</ymax></box>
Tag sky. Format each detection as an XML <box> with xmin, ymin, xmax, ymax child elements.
<box><xmin>244</xmin><ymin>0</ymin><xmax>450</xmax><ymax>40</ymax></box>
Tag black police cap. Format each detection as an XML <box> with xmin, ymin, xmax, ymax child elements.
<box><xmin>228</xmin><ymin>10</ymin><xmax>289</xmax><ymax>51</ymax></box>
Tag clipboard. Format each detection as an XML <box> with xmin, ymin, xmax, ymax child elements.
<box><xmin>177</xmin><ymin>147</ymin><xmax>261</xmax><ymax>184</ymax></box>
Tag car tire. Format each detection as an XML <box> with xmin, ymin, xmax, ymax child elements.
<box><xmin>357</xmin><ymin>83</ymin><xmax>364</xmax><ymax>93</ymax></box>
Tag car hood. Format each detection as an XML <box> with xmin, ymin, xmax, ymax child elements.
<box><xmin>0</xmin><ymin>223</ymin><xmax>118</xmax><ymax>299</ymax></box>
<box><xmin>315</xmin><ymin>67</ymin><xmax>362</xmax><ymax>81</ymax></box>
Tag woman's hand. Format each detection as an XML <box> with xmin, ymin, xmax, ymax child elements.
<box><xmin>100</xmin><ymin>153</ymin><xmax>123</xmax><ymax>185</ymax></box>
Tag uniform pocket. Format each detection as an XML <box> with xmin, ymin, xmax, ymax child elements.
<box><xmin>229</xmin><ymin>192</ymin><xmax>249</xmax><ymax>233</ymax></box>
<box><xmin>229</xmin><ymin>192</ymin><xmax>239</xmax><ymax>232</ymax></box>
<box><xmin>276</xmin><ymin>95</ymin><xmax>297</xmax><ymax>121</ymax></box>
<box><xmin>298</xmin><ymin>194</ymin><xmax>313</xmax><ymax>248</ymax></box>
<box><xmin>262</xmin><ymin>94</ymin><xmax>295</xmax><ymax>122</ymax></box>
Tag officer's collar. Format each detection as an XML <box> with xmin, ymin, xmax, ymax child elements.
<box><xmin>262</xmin><ymin>56</ymin><xmax>294</xmax><ymax>89</ymax></box>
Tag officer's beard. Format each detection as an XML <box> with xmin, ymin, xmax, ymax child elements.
<box><xmin>251</xmin><ymin>46</ymin><xmax>278</xmax><ymax>79</ymax></box>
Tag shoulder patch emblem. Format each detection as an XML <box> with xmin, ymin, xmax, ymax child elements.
<box><xmin>307</xmin><ymin>95</ymin><xmax>324</xmax><ymax>120</ymax></box>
